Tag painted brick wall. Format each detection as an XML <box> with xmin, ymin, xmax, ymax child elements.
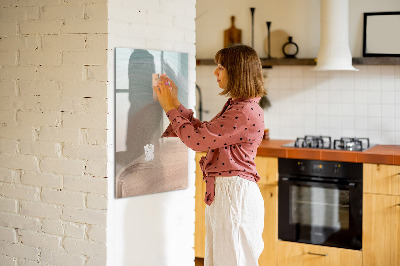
<box><xmin>0</xmin><ymin>1</ymin><xmax>108</xmax><ymax>265</ymax></box>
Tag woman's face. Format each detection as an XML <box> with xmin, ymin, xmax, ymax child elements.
<box><xmin>214</xmin><ymin>64</ymin><xmax>228</xmax><ymax>90</ymax></box>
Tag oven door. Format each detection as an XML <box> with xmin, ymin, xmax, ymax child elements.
<box><xmin>278</xmin><ymin>176</ymin><xmax>362</xmax><ymax>250</ymax></box>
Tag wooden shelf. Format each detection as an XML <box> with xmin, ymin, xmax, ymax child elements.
<box><xmin>196</xmin><ymin>57</ymin><xmax>400</xmax><ymax>67</ymax></box>
<box><xmin>352</xmin><ymin>57</ymin><xmax>400</xmax><ymax>65</ymax></box>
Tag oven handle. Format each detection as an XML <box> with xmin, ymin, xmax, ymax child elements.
<box><xmin>280</xmin><ymin>177</ymin><xmax>357</xmax><ymax>189</ymax></box>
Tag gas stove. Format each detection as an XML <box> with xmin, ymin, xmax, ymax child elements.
<box><xmin>283</xmin><ymin>135</ymin><xmax>373</xmax><ymax>151</ymax></box>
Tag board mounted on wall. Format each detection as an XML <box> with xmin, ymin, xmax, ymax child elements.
<box><xmin>114</xmin><ymin>48</ymin><xmax>189</xmax><ymax>199</ymax></box>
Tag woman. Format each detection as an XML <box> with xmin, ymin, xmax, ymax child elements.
<box><xmin>153</xmin><ymin>44</ymin><xmax>266</xmax><ymax>266</ymax></box>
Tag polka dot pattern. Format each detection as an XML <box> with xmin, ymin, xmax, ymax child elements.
<box><xmin>161</xmin><ymin>97</ymin><xmax>264</xmax><ymax>206</ymax></box>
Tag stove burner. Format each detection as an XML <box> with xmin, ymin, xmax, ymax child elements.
<box><xmin>295</xmin><ymin>135</ymin><xmax>332</xmax><ymax>149</ymax></box>
<box><xmin>333</xmin><ymin>137</ymin><xmax>370</xmax><ymax>151</ymax></box>
<box><xmin>286</xmin><ymin>136</ymin><xmax>372</xmax><ymax>151</ymax></box>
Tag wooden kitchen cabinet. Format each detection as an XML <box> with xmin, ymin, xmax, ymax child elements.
<box><xmin>258</xmin><ymin>184</ymin><xmax>278</xmax><ymax>266</ymax></box>
<box><xmin>195</xmin><ymin>152</ymin><xmax>207</xmax><ymax>258</ymax></box>
<box><xmin>363</xmin><ymin>163</ymin><xmax>400</xmax><ymax>266</ymax></box>
<box><xmin>363</xmin><ymin>193</ymin><xmax>400</xmax><ymax>266</ymax></box>
<box><xmin>255</xmin><ymin>156</ymin><xmax>278</xmax><ymax>186</ymax></box>
<box><xmin>364</xmin><ymin>163</ymin><xmax>400</xmax><ymax>196</ymax></box>
<box><xmin>276</xmin><ymin>241</ymin><xmax>362</xmax><ymax>266</ymax></box>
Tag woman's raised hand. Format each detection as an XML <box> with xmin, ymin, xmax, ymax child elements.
<box><xmin>153</xmin><ymin>76</ymin><xmax>175</xmax><ymax>113</ymax></box>
<box><xmin>160</xmin><ymin>75</ymin><xmax>180</xmax><ymax>109</ymax></box>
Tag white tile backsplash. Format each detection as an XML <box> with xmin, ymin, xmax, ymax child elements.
<box><xmin>196</xmin><ymin>65</ymin><xmax>400</xmax><ymax>144</ymax></box>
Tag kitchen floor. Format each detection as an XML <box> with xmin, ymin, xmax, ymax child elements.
<box><xmin>195</xmin><ymin>257</ymin><xmax>204</xmax><ymax>266</ymax></box>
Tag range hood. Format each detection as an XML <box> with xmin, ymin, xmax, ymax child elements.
<box><xmin>314</xmin><ymin>0</ymin><xmax>358</xmax><ymax>71</ymax></box>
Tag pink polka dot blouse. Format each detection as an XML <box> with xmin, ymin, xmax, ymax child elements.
<box><xmin>162</xmin><ymin>97</ymin><xmax>265</xmax><ymax>205</ymax></box>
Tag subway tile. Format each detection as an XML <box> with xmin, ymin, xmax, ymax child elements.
<box><xmin>291</xmin><ymin>77</ymin><xmax>304</xmax><ymax>90</ymax></box>
<box><xmin>329</xmin><ymin>116</ymin><xmax>342</xmax><ymax>129</ymax></box>
<box><xmin>368</xmin><ymin>117</ymin><xmax>382</xmax><ymax>131</ymax></box>
<box><xmin>396</xmin><ymin>131</ymin><xmax>400</xmax><ymax>145</ymax></box>
<box><xmin>315</xmin><ymin>77</ymin><xmax>329</xmax><ymax>90</ymax></box>
<box><xmin>341</xmin><ymin>128</ymin><xmax>355</xmax><ymax>137</ymax></box>
<box><xmin>382</xmin><ymin>104</ymin><xmax>395</xmax><ymax>118</ymax></box>
<box><xmin>382</xmin><ymin>78</ymin><xmax>395</xmax><ymax>91</ymax></box>
<box><xmin>367</xmin><ymin>77</ymin><xmax>381</xmax><ymax>91</ymax></box>
<box><xmin>395</xmin><ymin>119</ymin><xmax>400</xmax><ymax>131</ymax></box>
<box><xmin>316</xmin><ymin>103</ymin><xmax>329</xmax><ymax>116</ymax></box>
<box><xmin>303</xmin><ymin>67</ymin><xmax>316</xmax><ymax>78</ymax></box>
<box><xmin>316</xmin><ymin>116</ymin><xmax>330</xmax><ymax>128</ymax></box>
<box><xmin>328</xmin><ymin>75</ymin><xmax>341</xmax><ymax>90</ymax></box>
<box><xmin>382</xmin><ymin>90</ymin><xmax>395</xmax><ymax>104</ymax></box>
<box><xmin>341</xmin><ymin>104</ymin><xmax>355</xmax><ymax>116</ymax></box>
<box><xmin>341</xmin><ymin>117</ymin><xmax>355</xmax><ymax>129</ymax></box>
<box><xmin>367</xmin><ymin>104</ymin><xmax>382</xmax><ymax>117</ymax></box>
<box><xmin>367</xmin><ymin>65</ymin><xmax>381</xmax><ymax>76</ymax></box>
<box><xmin>279</xmin><ymin>67</ymin><xmax>292</xmax><ymax>78</ymax></box>
<box><xmin>381</xmin><ymin>65</ymin><xmax>395</xmax><ymax>77</ymax></box>
<box><xmin>316</xmin><ymin>70</ymin><xmax>328</xmax><ymax>79</ymax></box>
<box><xmin>292</xmin><ymin>102</ymin><xmax>305</xmax><ymax>113</ymax></box>
<box><xmin>355</xmin><ymin>128</ymin><xmax>368</xmax><ymax>138</ymax></box>
<box><xmin>291</xmin><ymin>67</ymin><xmax>303</xmax><ymax>78</ymax></box>
<box><xmin>396</xmin><ymin>106</ymin><xmax>400</xmax><ymax>118</ymax></box>
<box><xmin>316</xmin><ymin>89</ymin><xmax>329</xmax><ymax>103</ymax></box>
<box><xmin>291</xmin><ymin>114</ymin><xmax>305</xmax><ymax>127</ymax></box>
<box><xmin>394</xmin><ymin>66</ymin><xmax>400</xmax><ymax>78</ymax></box>
<box><xmin>329</xmin><ymin>103</ymin><xmax>341</xmax><ymax>116</ymax></box>
<box><xmin>340</xmin><ymin>70</ymin><xmax>355</xmax><ymax>80</ymax></box>
<box><xmin>354</xmin><ymin>91</ymin><xmax>368</xmax><ymax>104</ymax></box>
<box><xmin>304</xmin><ymin>88</ymin><xmax>316</xmax><ymax>103</ymax></box>
<box><xmin>355</xmin><ymin>104</ymin><xmax>368</xmax><ymax>116</ymax></box>
<box><xmin>304</xmin><ymin>102</ymin><xmax>316</xmax><ymax>115</ymax></box>
<box><xmin>328</xmin><ymin>71</ymin><xmax>341</xmax><ymax>80</ymax></box>
<box><xmin>279</xmin><ymin>78</ymin><xmax>291</xmax><ymax>89</ymax></box>
<box><xmin>355</xmin><ymin>116</ymin><xmax>368</xmax><ymax>130</ymax></box>
<box><xmin>367</xmin><ymin>129</ymin><xmax>382</xmax><ymax>143</ymax></box>
<box><xmin>328</xmin><ymin>88</ymin><xmax>341</xmax><ymax>103</ymax></box>
<box><xmin>367</xmin><ymin>91</ymin><xmax>381</xmax><ymax>105</ymax></box>
<box><xmin>279</xmin><ymin>126</ymin><xmax>294</xmax><ymax>138</ymax></box>
<box><xmin>382</xmin><ymin>117</ymin><xmax>396</xmax><ymax>131</ymax></box>
<box><xmin>381</xmin><ymin>131</ymin><xmax>396</xmax><ymax>144</ymax></box>
<box><xmin>341</xmin><ymin>89</ymin><xmax>354</xmax><ymax>103</ymax></box>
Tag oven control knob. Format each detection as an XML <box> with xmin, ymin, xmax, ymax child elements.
<box><xmin>334</xmin><ymin>164</ymin><xmax>341</xmax><ymax>174</ymax></box>
<box><xmin>298</xmin><ymin>161</ymin><xmax>305</xmax><ymax>171</ymax></box>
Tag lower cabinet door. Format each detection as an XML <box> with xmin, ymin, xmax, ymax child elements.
<box><xmin>259</xmin><ymin>185</ymin><xmax>278</xmax><ymax>266</ymax></box>
<box><xmin>363</xmin><ymin>193</ymin><xmax>400</xmax><ymax>266</ymax></box>
<box><xmin>277</xmin><ymin>241</ymin><xmax>362</xmax><ymax>266</ymax></box>
<box><xmin>195</xmin><ymin>152</ymin><xmax>207</xmax><ymax>258</ymax></box>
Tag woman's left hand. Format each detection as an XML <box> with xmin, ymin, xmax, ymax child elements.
<box><xmin>153</xmin><ymin>79</ymin><xmax>175</xmax><ymax>113</ymax></box>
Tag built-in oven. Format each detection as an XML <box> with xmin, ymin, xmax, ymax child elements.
<box><xmin>278</xmin><ymin>158</ymin><xmax>363</xmax><ymax>250</ymax></box>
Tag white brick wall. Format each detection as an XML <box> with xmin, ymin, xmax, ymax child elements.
<box><xmin>0</xmin><ymin>0</ymin><xmax>108</xmax><ymax>265</ymax></box>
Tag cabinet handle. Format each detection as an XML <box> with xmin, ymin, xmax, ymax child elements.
<box><xmin>307</xmin><ymin>252</ymin><xmax>328</xmax><ymax>256</ymax></box>
<box><xmin>397</xmin><ymin>204</ymin><xmax>400</xmax><ymax>207</ymax></box>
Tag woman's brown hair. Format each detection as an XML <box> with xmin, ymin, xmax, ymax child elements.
<box><xmin>214</xmin><ymin>44</ymin><xmax>266</xmax><ymax>99</ymax></box>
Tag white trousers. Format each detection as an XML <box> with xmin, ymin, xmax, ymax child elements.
<box><xmin>205</xmin><ymin>176</ymin><xmax>264</xmax><ymax>266</ymax></box>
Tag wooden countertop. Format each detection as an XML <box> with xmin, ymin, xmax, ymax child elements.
<box><xmin>256</xmin><ymin>139</ymin><xmax>400</xmax><ymax>165</ymax></box>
